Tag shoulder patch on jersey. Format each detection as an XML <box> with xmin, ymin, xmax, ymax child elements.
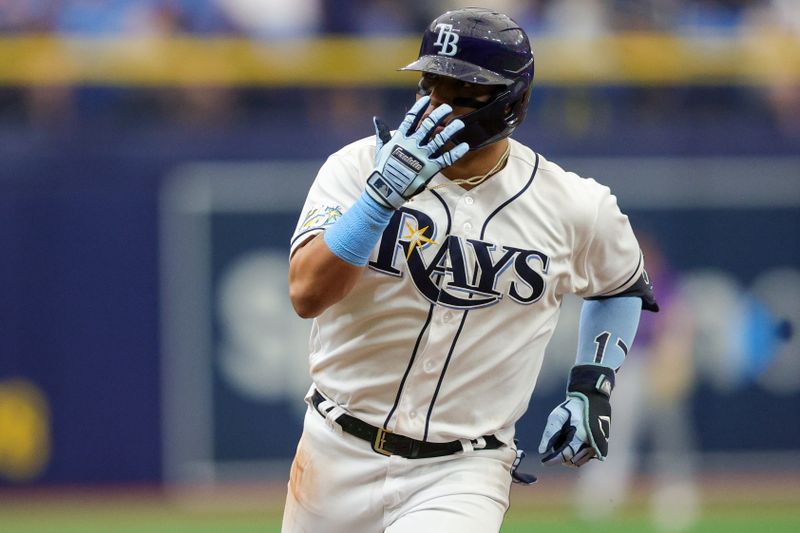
<box><xmin>301</xmin><ymin>204</ymin><xmax>344</xmax><ymax>230</ymax></box>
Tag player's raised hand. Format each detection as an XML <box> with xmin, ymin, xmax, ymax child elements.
<box><xmin>539</xmin><ymin>365</ymin><xmax>614</xmax><ymax>467</ymax></box>
<box><xmin>366</xmin><ymin>95</ymin><xmax>469</xmax><ymax>210</ymax></box>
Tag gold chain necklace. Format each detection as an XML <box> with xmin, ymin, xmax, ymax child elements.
<box><xmin>426</xmin><ymin>143</ymin><xmax>511</xmax><ymax>192</ymax></box>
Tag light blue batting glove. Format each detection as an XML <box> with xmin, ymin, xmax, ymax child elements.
<box><xmin>366</xmin><ymin>95</ymin><xmax>469</xmax><ymax>209</ymax></box>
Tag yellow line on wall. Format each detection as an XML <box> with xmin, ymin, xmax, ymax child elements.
<box><xmin>0</xmin><ymin>33</ymin><xmax>797</xmax><ymax>87</ymax></box>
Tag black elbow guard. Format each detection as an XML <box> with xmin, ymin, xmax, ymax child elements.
<box><xmin>588</xmin><ymin>272</ymin><xmax>659</xmax><ymax>312</ymax></box>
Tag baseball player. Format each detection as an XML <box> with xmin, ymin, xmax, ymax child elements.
<box><xmin>284</xmin><ymin>8</ymin><xmax>658</xmax><ymax>533</ymax></box>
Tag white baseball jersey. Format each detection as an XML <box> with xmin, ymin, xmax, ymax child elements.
<box><xmin>290</xmin><ymin>136</ymin><xmax>643</xmax><ymax>446</ymax></box>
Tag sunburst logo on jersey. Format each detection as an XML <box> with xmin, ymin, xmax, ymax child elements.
<box><xmin>402</xmin><ymin>221</ymin><xmax>437</xmax><ymax>259</ymax></box>
<box><xmin>301</xmin><ymin>205</ymin><xmax>344</xmax><ymax>229</ymax></box>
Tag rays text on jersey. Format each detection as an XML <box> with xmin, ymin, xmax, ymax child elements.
<box><xmin>369</xmin><ymin>207</ymin><xmax>550</xmax><ymax>309</ymax></box>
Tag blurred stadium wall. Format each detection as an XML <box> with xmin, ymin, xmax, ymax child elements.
<box><xmin>0</xmin><ymin>1</ymin><xmax>798</xmax><ymax>494</ymax></box>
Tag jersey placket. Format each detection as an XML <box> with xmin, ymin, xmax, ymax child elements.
<box><xmin>391</xmin><ymin>189</ymin><xmax>477</xmax><ymax>441</ymax></box>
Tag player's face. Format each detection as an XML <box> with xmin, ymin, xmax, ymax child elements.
<box><xmin>416</xmin><ymin>73</ymin><xmax>499</xmax><ymax>131</ymax></box>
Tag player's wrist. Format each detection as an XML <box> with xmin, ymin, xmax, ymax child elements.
<box><xmin>365</xmin><ymin>171</ymin><xmax>404</xmax><ymax>210</ymax></box>
<box><xmin>567</xmin><ymin>364</ymin><xmax>615</xmax><ymax>397</ymax></box>
<box><xmin>323</xmin><ymin>192</ymin><xmax>394</xmax><ymax>267</ymax></box>
<box><xmin>361</xmin><ymin>185</ymin><xmax>396</xmax><ymax>213</ymax></box>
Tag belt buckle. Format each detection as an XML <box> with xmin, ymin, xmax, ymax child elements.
<box><xmin>372</xmin><ymin>427</ymin><xmax>393</xmax><ymax>456</ymax></box>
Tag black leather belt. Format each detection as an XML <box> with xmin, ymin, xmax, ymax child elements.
<box><xmin>311</xmin><ymin>389</ymin><xmax>504</xmax><ymax>459</ymax></box>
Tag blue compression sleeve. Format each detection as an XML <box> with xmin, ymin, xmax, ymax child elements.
<box><xmin>575</xmin><ymin>297</ymin><xmax>643</xmax><ymax>370</ymax></box>
<box><xmin>323</xmin><ymin>192</ymin><xmax>394</xmax><ymax>266</ymax></box>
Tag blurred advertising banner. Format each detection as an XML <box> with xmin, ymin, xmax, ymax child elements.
<box><xmin>160</xmin><ymin>163</ymin><xmax>316</xmax><ymax>484</ymax></box>
<box><xmin>159</xmin><ymin>158</ymin><xmax>800</xmax><ymax>487</ymax></box>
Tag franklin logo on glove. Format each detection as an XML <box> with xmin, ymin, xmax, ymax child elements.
<box><xmin>391</xmin><ymin>147</ymin><xmax>424</xmax><ymax>173</ymax></box>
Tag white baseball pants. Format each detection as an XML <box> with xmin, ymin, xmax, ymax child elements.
<box><xmin>281</xmin><ymin>406</ymin><xmax>516</xmax><ymax>533</ymax></box>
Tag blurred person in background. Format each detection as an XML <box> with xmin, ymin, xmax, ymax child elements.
<box><xmin>162</xmin><ymin>0</ymin><xmax>237</xmax><ymax>35</ymax></box>
<box><xmin>606</xmin><ymin>0</ymin><xmax>756</xmax><ymax>32</ymax></box>
<box><xmin>673</xmin><ymin>0</ymin><xmax>754</xmax><ymax>32</ymax></box>
<box><xmin>54</xmin><ymin>0</ymin><xmax>166</xmax><ymax>36</ymax></box>
<box><xmin>158</xmin><ymin>1</ymin><xmax>241</xmax><ymax>127</ymax></box>
<box><xmin>0</xmin><ymin>0</ymin><xmax>54</xmax><ymax>32</ymax></box>
<box><xmin>541</xmin><ymin>0</ymin><xmax>610</xmax><ymax>36</ymax></box>
<box><xmin>219</xmin><ymin>0</ymin><xmax>320</xmax><ymax>38</ymax></box>
<box><xmin>607</xmin><ymin>0</ymin><xmax>683</xmax><ymax>30</ymax></box>
<box><xmin>742</xmin><ymin>0</ymin><xmax>800</xmax><ymax>136</ymax></box>
<box><xmin>320</xmin><ymin>0</ymin><xmax>418</xmax><ymax>35</ymax></box>
<box><xmin>21</xmin><ymin>0</ymin><xmax>172</xmax><ymax>128</ymax></box>
<box><xmin>0</xmin><ymin>0</ymin><xmax>66</xmax><ymax>127</ymax></box>
<box><xmin>575</xmin><ymin>233</ymin><xmax>699</xmax><ymax>532</ymax></box>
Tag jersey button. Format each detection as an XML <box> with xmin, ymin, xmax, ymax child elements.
<box><xmin>443</xmin><ymin>311</ymin><xmax>453</xmax><ymax>322</ymax></box>
<box><xmin>464</xmin><ymin>196</ymin><xmax>474</xmax><ymax>205</ymax></box>
<box><xmin>463</xmin><ymin>222</ymin><xmax>473</xmax><ymax>233</ymax></box>
<box><xmin>423</xmin><ymin>360</ymin><xmax>435</xmax><ymax>372</ymax></box>
<box><xmin>409</xmin><ymin>411</ymin><xmax>417</xmax><ymax>419</ymax></box>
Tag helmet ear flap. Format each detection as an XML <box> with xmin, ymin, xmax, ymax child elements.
<box><xmin>446</xmin><ymin>78</ymin><xmax>532</xmax><ymax>151</ymax></box>
<box><xmin>505</xmin><ymin>79</ymin><xmax>532</xmax><ymax>127</ymax></box>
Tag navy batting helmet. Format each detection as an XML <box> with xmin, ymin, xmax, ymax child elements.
<box><xmin>400</xmin><ymin>7</ymin><xmax>535</xmax><ymax>151</ymax></box>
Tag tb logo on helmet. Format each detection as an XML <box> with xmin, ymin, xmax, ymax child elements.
<box><xmin>433</xmin><ymin>23</ymin><xmax>459</xmax><ymax>56</ymax></box>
